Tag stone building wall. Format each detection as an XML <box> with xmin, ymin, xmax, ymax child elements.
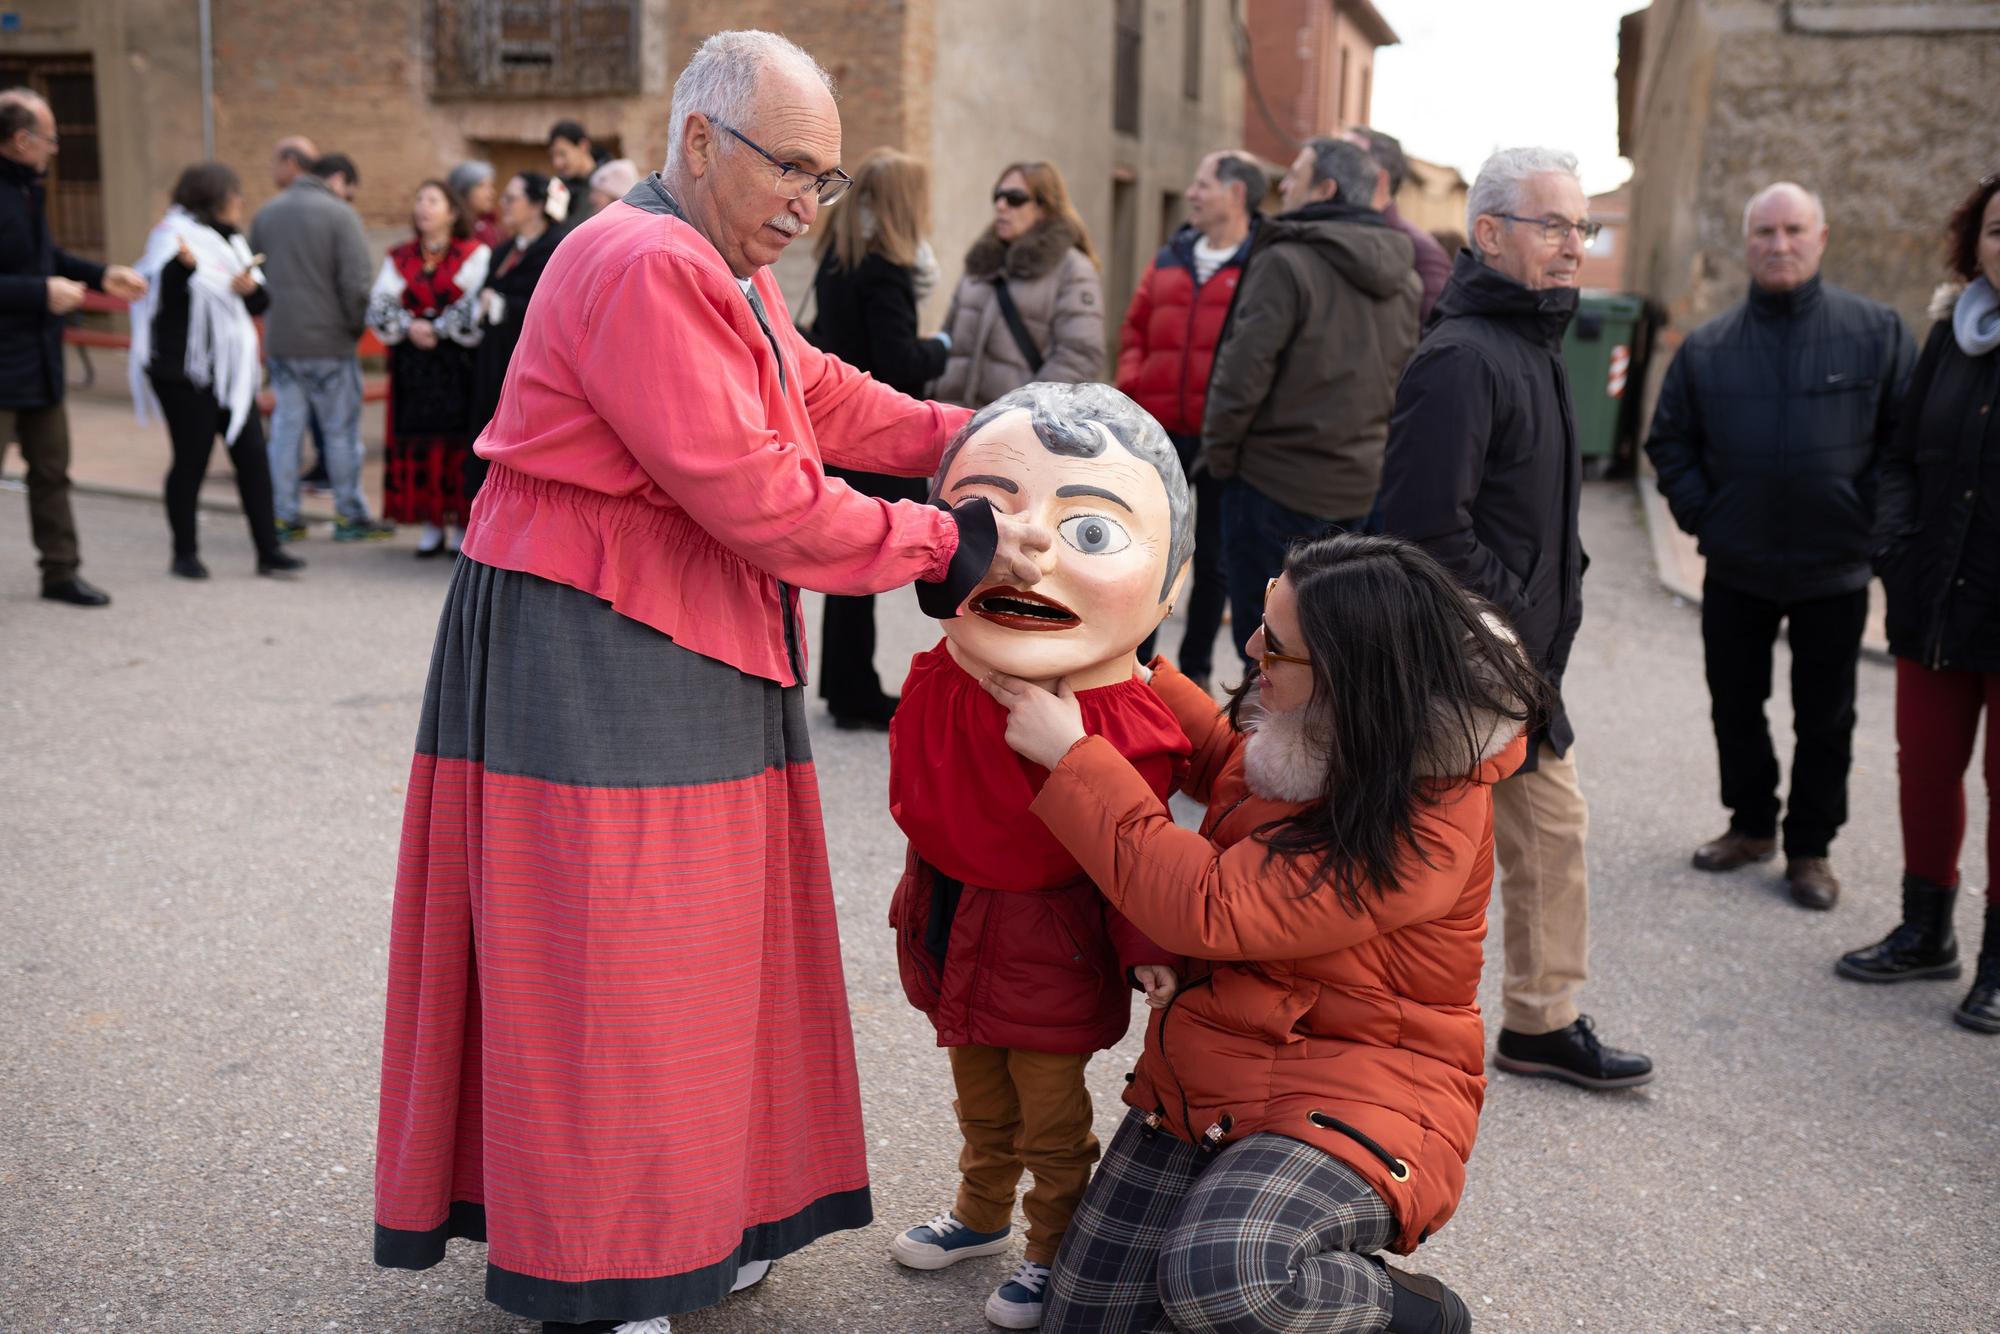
<box><xmin>1626</xmin><ymin>0</ymin><xmax>2000</xmax><ymax>353</ymax></box>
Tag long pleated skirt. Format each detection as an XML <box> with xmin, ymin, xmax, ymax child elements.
<box><xmin>373</xmin><ymin>557</ymin><xmax>872</xmax><ymax>1323</ymax></box>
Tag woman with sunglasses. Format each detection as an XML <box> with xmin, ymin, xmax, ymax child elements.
<box><xmin>982</xmin><ymin>533</ymin><xmax>1545</xmax><ymax>1334</ymax></box>
<box><xmin>1838</xmin><ymin>171</ymin><xmax>2000</xmax><ymax>1034</ymax></box>
<box><xmin>932</xmin><ymin>162</ymin><xmax>1105</xmax><ymax>408</ymax></box>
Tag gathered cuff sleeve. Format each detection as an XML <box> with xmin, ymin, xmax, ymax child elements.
<box><xmin>436</xmin><ymin>245</ymin><xmax>490</xmax><ymax>347</ymax></box>
<box><xmin>366</xmin><ymin>258</ymin><xmax>410</xmax><ymax>344</ymax></box>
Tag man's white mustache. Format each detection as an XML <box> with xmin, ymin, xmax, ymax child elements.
<box><xmin>766</xmin><ymin>213</ymin><xmax>805</xmax><ymax>237</ymax></box>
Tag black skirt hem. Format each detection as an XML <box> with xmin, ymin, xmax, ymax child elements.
<box><xmin>374</xmin><ymin>1186</ymin><xmax>873</xmax><ymax>1322</ymax></box>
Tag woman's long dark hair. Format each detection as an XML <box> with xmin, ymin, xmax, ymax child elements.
<box><xmin>1225</xmin><ymin>533</ymin><xmax>1551</xmax><ymax>915</ymax></box>
<box><xmin>170</xmin><ymin>161</ymin><xmax>241</xmax><ymax>228</ymax></box>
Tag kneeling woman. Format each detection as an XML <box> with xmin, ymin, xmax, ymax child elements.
<box><xmin>983</xmin><ymin>534</ymin><xmax>1543</xmax><ymax>1334</ymax></box>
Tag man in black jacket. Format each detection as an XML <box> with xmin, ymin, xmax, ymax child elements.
<box><xmin>0</xmin><ymin>88</ymin><xmax>146</xmax><ymax>605</ymax></box>
<box><xmin>1378</xmin><ymin>146</ymin><xmax>1654</xmax><ymax>1091</ymax></box>
<box><xmin>1646</xmin><ymin>183</ymin><xmax>1915</xmax><ymax>911</ymax></box>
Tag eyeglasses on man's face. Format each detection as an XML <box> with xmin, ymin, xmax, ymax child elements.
<box><xmin>1494</xmin><ymin>212</ymin><xmax>1602</xmax><ymax>246</ymax></box>
<box><xmin>713</xmin><ymin>120</ymin><xmax>851</xmax><ymax>206</ymax></box>
<box><xmin>1256</xmin><ymin>576</ymin><xmax>1312</xmax><ymax>672</ymax></box>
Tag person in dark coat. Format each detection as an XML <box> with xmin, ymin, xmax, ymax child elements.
<box><xmin>127</xmin><ymin>162</ymin><xmax>304</xmax><ymax>580</ymax></box>
<box><xmin>1347</xmin><ymin>125</ymin><xmax>1451</xmax><ymax>323</ymax></box>
<box><xmin>1838</xmin><ymin>172</ymin><xmax>2000</xmax><ymax>1034</ymax></box>
<box><xmin>1201</xmin><ymin>136</ymin><xmax>1420</xmax><ymax>672</ymax></box>
<box><xmin>547</xmin><ymin>120</ymin><xmax>611</xmax><ymax>227</ymax></box>
<box><xmin>0</xmin><ymin>88</ymin><xmax>147</xmax><ymax>605</ymax></box>
<box><xmin>804</xmin><ymin>147</ymin><xmax>951</xmax><ymax>729</ymax></box>
<box><xmin>1116</xmin><ymin>150</ymin><xmax>1261</xmax><ymax>690</ymax></box>
<box><xmin>463</xmin><ymin>170</ymin><xmax>567</xmax><ymax>507</ymax></box>
<box><xmin>1377</xmin><ymin>145</ymin><xmax>1654</xmax><ymax>1092</ymax></box>
<box><xmin>1645</xmin><ymin>182</ymin><xmax>1916</xmax><ymax>911</ymax></box>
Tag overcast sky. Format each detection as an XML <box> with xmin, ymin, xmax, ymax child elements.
<box><xmin>1368</xmin><ymin>0</ymin><xmax>1637</xmax><ymax>196</ymax></box>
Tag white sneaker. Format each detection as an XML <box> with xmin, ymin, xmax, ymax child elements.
<box><xmin>610</xmin><ymin>1319</ymin><xmax>673</xmax><ymax>1334</ymax></box>
<box><xmin>889</xmin><ymin>1210</ymin><xmax>1013</xmax><ymax>1270</ymax></box>
<box><xmin>984</xmin><ymin>1259</ymin><xmax>1051</xmax><ymax>1329</ymax></box>
<box><xmin>730</xmin><ymin>1258</ymin><xmax>771</xmax><ymax>1292</ymax></box>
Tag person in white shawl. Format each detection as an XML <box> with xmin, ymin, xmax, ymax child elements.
<box><xmin>129</xmin><ymin>162</ymin><xmax>303</xmax><ymax>579</ymax></box>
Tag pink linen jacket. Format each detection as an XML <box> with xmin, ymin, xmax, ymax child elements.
<box><xmin>462</xmin><ymin>177</ymin><xmax>976</xmax><ymax>686</ymax></box>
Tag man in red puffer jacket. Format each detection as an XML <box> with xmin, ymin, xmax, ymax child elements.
<box><xmin>1116</xmin><ymin>150</ymin><xmax>1261</xmax><ymax>689</ymax></box>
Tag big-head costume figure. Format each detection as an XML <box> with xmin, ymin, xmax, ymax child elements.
<box><xmin>884</xmin><ymin>382</ymin><xmax>1195</xmax><ymax>1305</ymax></box>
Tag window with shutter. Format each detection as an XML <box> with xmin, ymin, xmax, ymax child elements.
<box><xmin>431</xmin><ymin>0</ymin><xmax>640</xmax><ymax>99</ymax></box>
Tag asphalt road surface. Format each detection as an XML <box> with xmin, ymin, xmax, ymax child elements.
<box><xmin>2</xmin><ymin>482</ymin><xmax>1993</xmax><ymax>1332</ymax></box>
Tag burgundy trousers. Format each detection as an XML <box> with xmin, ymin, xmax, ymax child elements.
<box><xmin>1897</xmin><ymin>657</ymin><xmax>2000</xmax><ymax>904</ymax></box>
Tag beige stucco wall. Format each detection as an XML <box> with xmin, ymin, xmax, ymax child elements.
<box><xmin>1</xmin><ymin>0</ymin><xmax>207</xmax><ymax>269</ymax></box>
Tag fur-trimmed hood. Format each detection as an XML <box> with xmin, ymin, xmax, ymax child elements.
<box><xmin>1931</xmin><ymin>281</ymin><xmax>1967</xmax><ymax>322</ymax></box>
<box><xmin>1242</xmin><ymin>613</ymin><xmax>1530</xmax><ymax>803</ymax></box>
<box><xmin>963</xmin><ymin>217</ymin><xmax>1087</xmax><ymax>282</ymax></box>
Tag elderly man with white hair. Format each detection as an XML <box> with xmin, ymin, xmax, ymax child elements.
<box><xmin>371</xmin><ymin>30</ymin><xmax>1051</xmax><ymax>1333</ymax></box>
<box><xmin>1646</xmin><ymin>182</ymin><xmax>1914</xmax><ymax>912</ymax></box>
<box><xmin>1377</xmin><ymin>146</ymin><xmax>1655</xmax><ymax>1093</ymax></box>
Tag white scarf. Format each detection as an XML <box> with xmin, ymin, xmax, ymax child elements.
<box><xmin>1954</xmin><ymin>276</ymin><xmax>2000</xmax><ymax>358</ymax></box>
<box><xmin>128</xmin><ymin>206</ymin><xmax>263</xmax><ymax>444</ymax></box>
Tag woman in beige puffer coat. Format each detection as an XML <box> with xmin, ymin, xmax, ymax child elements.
<box><xmin>931</xmin><ymin>161</ymin><xmax>1106</xmax><ymax>407</ymax></box>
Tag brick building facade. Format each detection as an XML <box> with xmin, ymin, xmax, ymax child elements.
<box><xmin>1</xmin><ymin>0</ymin><xmax>1248</xmax><ymax>365</ymax></box>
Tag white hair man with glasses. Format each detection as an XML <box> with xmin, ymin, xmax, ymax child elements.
<box><xmin>371</xmin><ymin>29</ymin><xmax>1054</xmax><ymax>1334</ymax></box>
<box><xmin>1377</xmin><ymin>146</ymin><xmax>1656</xmax><ymax>1094</ymax></box>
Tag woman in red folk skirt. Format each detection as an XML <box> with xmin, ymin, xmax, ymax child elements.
<box><xmin>367</xmin><ymin>179</ymin><xmax>491</xmax><ymax>557</ymax></box>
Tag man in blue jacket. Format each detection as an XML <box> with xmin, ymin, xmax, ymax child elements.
<box><xmin>0</xmin><ymin>88</ymin><xmax>147</xmax><ymax>605</ymax></box>
<box><xmin>1646</xmin><ymin>182</ymin><xmax>1915</xmax><ymax>911</ymax></box>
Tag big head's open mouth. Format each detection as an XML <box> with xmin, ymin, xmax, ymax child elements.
<box><xmin>970</xmin><ymin>586</ymin><xmax>1081</xmax><ymax>632</ymax></box>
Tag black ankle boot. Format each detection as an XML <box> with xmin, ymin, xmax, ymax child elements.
<box><xmin>1954</xmin><ymin>904</ymin><xmax>2000</xmax><ymax>1034</ymax></box>
<box><xmin>1836</xmin><ymin>873</ymin><xmax>1960</xmax><ymax>982</ymax></box>
<box><xmin>1375</xmin><ymin>1257</ymin><xmax>1471</xmax><ymax>1334</ymax></box>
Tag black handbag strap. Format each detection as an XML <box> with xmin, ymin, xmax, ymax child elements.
<box><xmin>992</xmin><ymin>275</ymin><xmax>1043</xmax><ymax>371</ymax></box>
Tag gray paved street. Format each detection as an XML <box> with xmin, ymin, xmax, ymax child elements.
<box><xmin>2</xmin><ymin>481</ymin><xmax>1994</xmax><ymax>1333</ymax></box>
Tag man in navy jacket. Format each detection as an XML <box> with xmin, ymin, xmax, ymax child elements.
<box><xmin>0</xmin><ymin>88</ymin><xmax>146</xmax><ymax>605</ymax></box>
<box><xmin>1646</xmin><ymin>183</ymin><xmax>1915</xmax><ymax>911</ymax></box>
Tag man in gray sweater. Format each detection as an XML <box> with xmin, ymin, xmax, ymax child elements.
<box><xmin>250</xmin><ymin>155</ymin><xmax>391</xmax><ymax>540</ymax></box>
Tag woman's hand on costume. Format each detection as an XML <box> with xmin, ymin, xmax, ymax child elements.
<box><xmin>1133</xmin><ymin>964</ymin><xmax>1177</xmax><ymax>1009</ymax></box>
<box><xmin>409</xmin><ymin>318</ymin><xmax>439</xmax><ymax>350</ymax></box>
<box><xmin>230</xmin><ymin>270</ymin><xmax>259</xmax><ymax>296</ymax></box>
<box><xmin>989</xmin><ymin>509</ymin><xmax>1054</xmax><ymax>589</ymax></box>
<box><xmin>980</xmin><ymin>671</ymin><xmax>1086</xmax><ymax>770</ymax></box>
<box><xmin>175</xmin><ymin>238</ymin><xmax>197</xmax><ymax>270</ymax></box>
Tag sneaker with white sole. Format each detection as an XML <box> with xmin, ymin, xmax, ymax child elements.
<box><xmin>889</xmin><ymin>1210</ymin><xmax>1012</xmax><ymax>1270</ymax></box>
<box><xmin>984</xmin><ymin>1259</ymin><xmax>1051</xmax><ymax>1329</ymax></box>
<box><xmin>611</xmin><ymin>1320</ymin><xmax>673</xmax><ymax>1334</ymax></box>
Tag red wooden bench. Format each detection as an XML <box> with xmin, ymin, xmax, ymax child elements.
<box><xmin>65</xmin><ymin>291</ymin><xmax>390</xmax><ymax>411</ymax></box>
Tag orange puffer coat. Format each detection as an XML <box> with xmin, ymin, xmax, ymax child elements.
<box><xmin>1029</xmin><ymin>662</ymin><xmax>1526</xmax><ymax>1254</ymax></box>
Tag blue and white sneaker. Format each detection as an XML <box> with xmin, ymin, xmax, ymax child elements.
<box><xmin>888</xmin><ymin>1210</ymin><xmax>1012</xmax><ymax>1270</ymax></box>
<box><xmin>984</xmin><ymin>1259</ymin><xmax>1051</xmax><ymax>1329</ymax></box>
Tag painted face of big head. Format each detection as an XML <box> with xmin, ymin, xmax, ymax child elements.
<box><xmin>933</xmin><ymin>383</ymin><xmax>1192</xmax><ymax>691</ymax></box>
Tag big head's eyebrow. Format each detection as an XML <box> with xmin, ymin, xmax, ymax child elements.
<box><xmin>1054</xmin><ymin>484</ymin><xmax>1133</xmax><ymax>513</ymax></box>
<box><xmin>950</xmin><ymin>474</ymin><xmax>1019</xmax><ymax>494</ymax></box>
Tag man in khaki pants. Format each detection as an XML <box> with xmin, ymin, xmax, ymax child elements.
<box><xmin>0</xmin><ymin>89</ymin><xmax>147</xmax><ymax>605</ymax></box>
<box><xmin>1377</xmin><ymin>146</ymin><xmax>1654</xmax><ymax>1090</ymax></box>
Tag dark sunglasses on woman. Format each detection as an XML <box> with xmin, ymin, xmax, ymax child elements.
<box><xmin>992</xmin><ymin>188</ymin><xmax>1032</xmax><ymax>208</ymax></box>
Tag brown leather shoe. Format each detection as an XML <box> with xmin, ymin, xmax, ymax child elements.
<box><xmin>1786</xmin><ymin>857</ymin><xmax>1841</xmax><ymax>910</ymax></box>
<box><xmin>1691</xmin><ymin>830</ymin><xmax>1777</xmax><ymax>872</ymax></box>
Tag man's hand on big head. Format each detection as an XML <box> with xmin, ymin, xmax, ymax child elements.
<box><xmin>988</xmin><ymin>508</ymin><xmax>1055</xmax><ymax>589</ymax></box>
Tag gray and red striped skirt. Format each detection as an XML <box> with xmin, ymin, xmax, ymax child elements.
<box><xmin>373</xmin><ymin>557</ymin><xmax>871</xmax><ymax>1323</ymax></box>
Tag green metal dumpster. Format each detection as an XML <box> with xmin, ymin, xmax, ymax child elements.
<box><xmin>1561</xmin><ymin>292</ymin><xmax>1646</xmax><ymax>463</ymax></box>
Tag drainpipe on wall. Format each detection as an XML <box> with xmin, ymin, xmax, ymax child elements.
<box><xmin>198</xmin><ymin>0</ymin><xmax>214</xmax><ymax>158</ymax></box>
